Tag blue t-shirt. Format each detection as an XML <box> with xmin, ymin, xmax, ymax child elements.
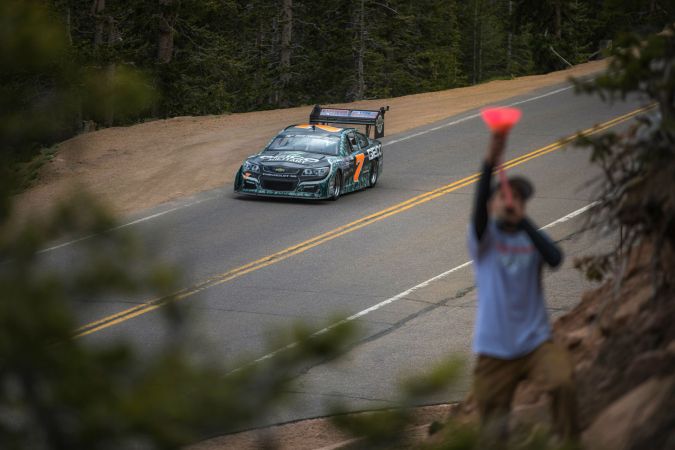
<box><xmin>468</xmin><ymin>220</ymin><xmax>551</xmax><ymax>359</ymax></box>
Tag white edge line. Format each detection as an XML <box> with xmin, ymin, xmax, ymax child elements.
<box><xmin>540</xmin><ymin>201</ymin><xmax>598</xmax><ymax>230</ymax></box>
<box><xmin>39</xmin><ymin>86</ymin><xmax>573</xmax><ymax>255</ymax></box>
<box><xmin>383</xmin><ymin>86</ymin><xmax>573</xmax><ymax>147</ymax></box>
<box><xmin>37</xmin><ymin>198</ymin><xmax>211</xmax><ymax>254</ymax></box>
<box><xmin>233</xmin><ymin>201</ymin><xmax>594</xmax><ymax>373</ymax></box>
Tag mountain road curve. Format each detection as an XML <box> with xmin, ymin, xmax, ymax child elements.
<box><xmin>39</xmin><ymin>84</ymin><xmax>647</xmax><ymax>426</ymax></box>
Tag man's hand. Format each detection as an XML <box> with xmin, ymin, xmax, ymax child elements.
<box><xmin>486</xmin><ymin>131</ymin><xmax>507</xmax><ymax>166</ymax></box>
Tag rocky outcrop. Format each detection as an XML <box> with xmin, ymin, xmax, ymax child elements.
<box><xmin>507</xmin><ymin>243</ymin><xmax>675</xmax><ymax>449</ymax></box>
<box><xmin>582</xmin><ymin>375</ymin><xmax>674</xmax><ymax>450</ymax></box>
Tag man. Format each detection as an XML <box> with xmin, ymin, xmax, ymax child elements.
<box><xmin>468</xmin><ymin>131</ymin><xmax>578</xmax><ymax>444</ymax></box>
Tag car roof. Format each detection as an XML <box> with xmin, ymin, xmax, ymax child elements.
<box><xmin>283</xmin><ymin>124</ymin><xmax>356</xmax><ymax>136</ymax></box>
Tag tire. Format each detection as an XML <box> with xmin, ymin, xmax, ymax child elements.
<box><xmin>233</xmin><ymin>169</ymin><xmax>242</xmax><ymax>192</ymax></box>
<box><xmin>329</xmin><ymin>171</ymin><xmax>342</xmax><ymax>201</ymax></box>
<box><xmin>368</xmin><ymin>160</ymin><xmax>379</xmax><ymax>188</ymax></box>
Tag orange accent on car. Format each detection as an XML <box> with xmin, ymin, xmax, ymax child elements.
<box><xmin>294</xmin><ymin>124</ymin><xmax>343</xmax><ymax>132</ymax></box>
<box><xmin>353</xmin><ymin>153</ymin><xmax>365</xmax><ymax>182</ymax></box>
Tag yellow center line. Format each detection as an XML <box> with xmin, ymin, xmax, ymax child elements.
<box><xmin>74</xmin><ymin>105</ymin><xmax>654</xmax><ymax>338</ymax></box>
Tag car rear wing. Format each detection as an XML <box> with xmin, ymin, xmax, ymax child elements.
<box><xmin>309</xmin><ymin>104</ymin><xmax>390</xmax><ymax>139</ymax></box>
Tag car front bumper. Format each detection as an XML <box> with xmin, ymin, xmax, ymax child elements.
<box><xmin>235</xmin><ymin>171</ymin><xmax>331</xmax><ymax>199</ymax></box>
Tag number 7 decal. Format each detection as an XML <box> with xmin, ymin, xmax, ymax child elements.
<box><xmin>353</xmin><ymin>153</ymin><xmax>365</xmax><ymax>182</ymax></box>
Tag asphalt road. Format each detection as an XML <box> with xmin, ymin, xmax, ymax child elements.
<box><xmin>40</xmin><ymin>84</ymin><xmax>647</xmax><ymax>428</ymax></box>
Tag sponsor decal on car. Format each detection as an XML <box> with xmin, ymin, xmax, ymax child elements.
<box><xmin>375</xmin><ymin>115</ymin><xmax>384</xmax><ymax>135</ymax></box>
<box><xmin>350</xmin><ymin>110</ymin><xmax>379</xmax><ymax>119</ymax></box>
<box><xmin>319</xmin><ymin>108</ymin><xmax>351</xmax><ymax>117</ymax></box>
<box><xmin>318</xmin><ymin>108</ymin><xmax>379</xmax><ymax>119</ymax></box>
<box><xmin>353</xmin><ymin>153</ymin><xmax>366</xmax><ymax>181</ymax></box>
<box><xmin>265</xmin><ymin>173</ymin><xmax>295</xmax><ymax>178</ymax></box>
<box><xmin>367</xmin><ymin>144</ymin><xmax>382</xmax><ymax>161</ymax></box>
<box><xmin>259</xmin><ymin>153</ymin><xmax>321</xmax><ymax>164</ymax></box>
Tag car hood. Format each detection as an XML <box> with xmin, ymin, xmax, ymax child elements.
<box><xmin>248</xmin><ymin>151</ymin><xmax>333</xmax><ymax>168</ymax></box>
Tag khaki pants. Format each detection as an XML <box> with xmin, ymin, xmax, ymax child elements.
<box><xmin>473</xmin><ymin>341</ymin><xmax>578</xmax><ymax>444</ymax></box>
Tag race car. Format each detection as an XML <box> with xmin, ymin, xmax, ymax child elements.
<box><xmin>233</xmin><ymin>105</ymin><xmax>388</xmax><ymax>200</ymax></box>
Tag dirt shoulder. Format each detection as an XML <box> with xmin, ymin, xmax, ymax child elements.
<box><xmin>14</xmin><ymin>61</ymin><xmax>606</xmax><ymax>218</ymax></box>
<box><xmin>188</xmin><ymin>404</ymin><xmax>457</xmax><ymax>450</ymax></box>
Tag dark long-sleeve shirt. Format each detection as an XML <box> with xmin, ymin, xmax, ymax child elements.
<box><xmin>473</xmin><ymin>162</ymin><xmax>494</xmax><ymax>242</ymax></box>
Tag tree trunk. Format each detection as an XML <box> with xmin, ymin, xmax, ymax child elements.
<box><xmin>279</xmin><ymin>0</ymin><xmax>293</xmax><ymax>105</ymax></box>
<box><xmin>353</xmin><ymin>0</ymin><xmax>366</xmax><ymax>100</ymax></box>
<box><xmin>66</xmin><ymin>7</ymin><xmax>73</xmax><ymax>45</ymax></box>
<box><xmin>506</xmin><ymin>0</ymin><xmax>512</xmax><ymax>73</ymax></box>
<box><xmin>90</xmin><ymin>0</ymin><xmax>116</xmax><ymax>127</ymax></box>
<box><xmin>103</xmin><ymin>63</ymin><xmax>116</xmax><ymax>127</ymax></box>
<box><xmin>472</xmin><ymin>0</ymin><xmax>478</xmax><ymax>84</ymax></box>
<box><xmin>554</xmin><ymin>0</ymin><xmax>562</xmax><ymax>40</ymax></box>
<box><xmin>158</xmin><ymin>0</ymin><xmax>178</xmax><ymax>64</ymax></box>
<box><xmin>255</xmin><ymin>21</ymin><xmax>264</xmax><ymax>106</ymax></box>
<box><xmin>91</xmin><ymin>0</ymin><xmax>105</xmax><ymax>48</ymax></box>
<box><xmin>478</xmin><ymin>8</ymin><xmax>483</xmax><ymax>83</ymax></box>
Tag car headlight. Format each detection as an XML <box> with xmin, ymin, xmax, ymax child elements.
<box><xmin>243</xmin><ymin>161</ymin><xmax>260</xmax><ymax>172</ymax></box>
<box><xmin>302</xmin><ymin>167</ymin><xmax>330</xmax><ymax>177</ymax></box>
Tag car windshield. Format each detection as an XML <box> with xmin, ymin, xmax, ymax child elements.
<box><xmin>267</xmin><ymin>134</ymin><xmax>340</xmax><ymax>156</ymax></box>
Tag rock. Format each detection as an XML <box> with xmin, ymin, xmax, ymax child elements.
<box><xmin>625</xmin><ymin>350</ymin><xmax>675</xmax><ymax>385</ymax></box>
<box><xmin>510</xmin><ymin>393</ymin><xmax>551</xmax><ymax>433</ymax></box>
<box><xmin>610</xmin><ymin>280</ymin><xmax>652</xmax><ymax>328</ymax></box>
<box><xmin>582</xmin><ymin>376</ymin><xmax>675</xmax><ymax>450</ymax></box>
<box><xmin>667</xmin><ymin>340</ymin><xmax>675</xmax><ymax>355</ymax></box>
<box><xmin>563</xmin><ymin>327</ymin><xmax>590</xmax><ymax>351</ymax></box>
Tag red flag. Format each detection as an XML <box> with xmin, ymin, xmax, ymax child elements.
<box><xmin>480</xmin><ymin>107</ymin><xmax>522</xmax><ymax>208</ymax></box>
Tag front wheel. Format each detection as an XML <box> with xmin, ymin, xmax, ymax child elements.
<box><xmin>368</xmin><ymin>160</ymin><xmax>379</xmax><ymax>188</ymax></box>
<box><xmin>234</xmin><ymin>168</ymin><xmax>242</xmax><ymax>192</ymax></box>
<box><xmin>329</xmin><ymin>171</ymin><xmax>342</xmax><ymax>201</ymax></box>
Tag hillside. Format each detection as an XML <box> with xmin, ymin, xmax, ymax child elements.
<box><xmin>13</xmin><ymin>61</ymin><xmax>605</xmax><ymax>220</ymax></box>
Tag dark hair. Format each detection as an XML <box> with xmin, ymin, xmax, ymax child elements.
<box><xmin>490</xmin><ymin>176</ymin><xmax>534</xmax><ymax>201</ymax></box>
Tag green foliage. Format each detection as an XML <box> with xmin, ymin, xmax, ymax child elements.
<box><xmin>0</xmin><ymin>4</ymin><xmax>359</xmax><ymax>448</ymax></box>
<box><xmin>0</xmin><ymin>191</ymin><xmax>357</xmax><ymax>448</ymax></box>
<box><xmin>0</xmin><ymin>191</ymin><xmax>358</xmax><ymax>449</ymax></box>
<box><xmin>45</xmin><ymin>0</ymin><xmax>671</xmax><ymax>119</ymax></box>
<box><xmin>2</xmin><ymin>0</ymin><xmax>667</xmax><ymax>173</ymax></box>
<box><xmin>0</xmin><ymin>0</ymin><xmax>155</xmax><ymax>195</ymax></box>
<box><xmin>598</xmin><ymin>0</ymin><xmax>675</xmax><ymax>38</ymax></box>
<box><xmin>81</xmin><ymin>65</ymin><xmax>156</xmax><ymax>124</ymax></box>
<box><xmin>512</xmin><ymin>0</ymin><xmax>587</xmax><ymax>71</ymax></box>
<box><xmin>7</xmin><ymin>146</ymin><xmax>58</xmax><ymax>195</ymax></box>
<box><xmin>573</xmin><ymin>23</ymin><xmax>675</xmax><ymax>284</ymax></box>
<box><xmin>330</xmin><ymin>357</ymin><xmax>464</xmax><ymax>448</ymax></box>
<box><xmin>0</xmin><ymin>0</ymin><xmax>71</xmax><ymax>159</ymax></box>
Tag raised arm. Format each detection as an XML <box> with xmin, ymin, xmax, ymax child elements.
<box><xmin>473</xmin><ymin>132</ymin><xmax>507</xmax><ymax>240</ymax></box>
<box><xmin>473</xmin><ymin>162</ymin><xmax>493</xmax><ymax>240</ymax></box>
